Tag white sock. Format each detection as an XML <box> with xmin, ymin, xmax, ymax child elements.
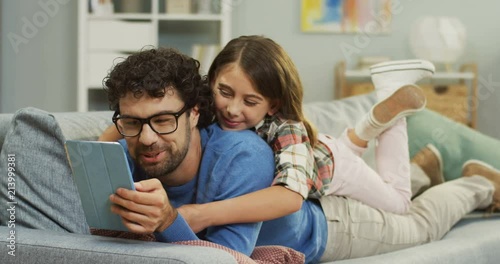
<box><xmin>354</xmin><ymin>112</ymin><xmax>381</xmax><ymax>142</ymax></box>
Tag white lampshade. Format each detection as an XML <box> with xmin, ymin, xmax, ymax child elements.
<box><xmin>409</xmin><ymin>16</ymin><xmax>467</xmax><ymax>64</ymax></box>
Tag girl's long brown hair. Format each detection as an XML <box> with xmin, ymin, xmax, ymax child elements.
<box><xmin>208</xmin><ymin>35</ymin><xmax>318</xmax><ymax>146</ymax></box>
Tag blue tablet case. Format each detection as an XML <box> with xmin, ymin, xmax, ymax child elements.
<box><xmin>65</xmin><ymin>140</ymin><xmax>135</xmax><ymax>232</ymax></box>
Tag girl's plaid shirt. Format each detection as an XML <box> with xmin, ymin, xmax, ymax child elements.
<box><xmin>255</xmin><ymin>114</ymin><xmax>335</xmax><ymax>199</ymax></box>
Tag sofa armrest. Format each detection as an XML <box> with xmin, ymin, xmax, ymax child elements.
<box><xmin>0</xmin><ymin>226</ymin><xmax>237</xmax><ymax>264</ymax></box>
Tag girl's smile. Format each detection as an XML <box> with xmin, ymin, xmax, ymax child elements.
<box><xmin>212</xmin><ymin>63</ymin><xmax>278</xmax><ymax>131</ymax></box>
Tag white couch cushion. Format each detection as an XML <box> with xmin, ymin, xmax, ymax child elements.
<box><xmin>304</xmin><ymin>93</ymin><xmax>377</xmax><ymax>169</ymax></box>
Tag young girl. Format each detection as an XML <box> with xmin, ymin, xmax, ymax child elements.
<box><xmin>176</xmin><ymin>35</ymin><xmax>436</xmax><ymax>232</ymax></box>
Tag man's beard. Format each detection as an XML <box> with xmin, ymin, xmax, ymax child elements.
<box><xmin>137</xmin><ymin>124</ymin><xmax>191</xmax><ymax>179</ymax></box>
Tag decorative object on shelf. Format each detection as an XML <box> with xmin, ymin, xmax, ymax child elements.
<box><xmin>192</xmin><ymin>44</ymin><xmax>221</xmax><ymax>75</ymax></box>
<box><xmin>116</xmin><ymin>0</ymin><xmax>144</xmax><ymax>13</ymax></box>
<box><xmin>301</xmin><ymin>0</ymin><xmax>392</xmax><ymax>34</ymax></box>
<box><xmin>357</xmin><ymin>56</ymin><xmax>390</xmax><ymax>70</ymax></box>
<box><xmin>90</xmin><ymin>0</ymin><xmax>114</xmax><ymax>16</ymax></box>
<box><xmin>166</xmin><ymin>0</ymin><xmax>193</xmax><ymax>14</ymax></box>
<box><xmin>410</xmin><ymin>16</ymin><xmax>467</xmax><ymax>72</ymax></box>
<box><xmin>196</xmin><ymin>0</ymin><xmax>213</xmax><ymax>14</ymax></box>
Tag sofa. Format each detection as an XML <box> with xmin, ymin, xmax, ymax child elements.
<box><xmin>1</xmin><ymin>93</ymin><xmax>499</xmax><ymax>264</ymax></box>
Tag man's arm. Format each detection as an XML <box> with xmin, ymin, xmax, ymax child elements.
<box><xmin>178</xmin><ymin>120</ymin><xmax>314</xmax><ymax>232</ymax></box>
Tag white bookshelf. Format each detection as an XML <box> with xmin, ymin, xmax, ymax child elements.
<box><xmin>77</xmin><ymin>0</ymin><xmax>232</xmax><ymax>111</ymax></box>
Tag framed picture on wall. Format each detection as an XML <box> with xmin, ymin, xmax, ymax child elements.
<box><xmin>301</xmin><ymin>0</ymin><xmax>392</xmax><ymax>34</ymax></box>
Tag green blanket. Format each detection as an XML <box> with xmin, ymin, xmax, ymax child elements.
<box><xmin>408</xmin><ymin>109</ymin><xmax>500</xmax><ymax>181</ymax></box>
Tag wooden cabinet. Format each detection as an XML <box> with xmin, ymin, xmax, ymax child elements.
<box><xmin>77</xmin><ymin>0</ymin><xmax>232</xmax><ymax>111</ymax></box>
<box><xmin>334</xmin><ymin>61</ymin><xmax>478</xmax><ymax>128</ymax></box>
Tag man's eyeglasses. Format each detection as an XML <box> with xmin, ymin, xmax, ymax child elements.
<box><xmin>112</xmin><ymin>105</ymin><xmax>189</xmax><ymax>137</ymax></box>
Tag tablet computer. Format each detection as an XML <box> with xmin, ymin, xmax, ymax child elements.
<box><xmin>65</xmin><ymin>140</ymin><xmax>135</xmax><ymax>232</ymax></box>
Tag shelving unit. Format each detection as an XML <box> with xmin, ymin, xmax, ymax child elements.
<box><xmin>77</xmin><ymin>0</ymin><xmax>232</xmax><ymax>111</ymax></box>
<box><xmin>335</xmin><ymin>61</ymin><xmax>478</xmax><ymax>128</ymax></box>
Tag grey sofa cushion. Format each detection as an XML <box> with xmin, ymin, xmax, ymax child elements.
<box><xmin>0</xmin><ymin>107</ymin><xmax>89</xmax><ymax>233</ymax></box>
<box><xmin>0</xmin><ymin>113</ymin><xmax>13</xmax><ymax>151</ymax></box>
<box><xmin>54</xmin><ymin>111</ymin><xmax>113</xmax><ymax>141</ymax></box>
<box><xmin>0</xmin><ymin>110</ymin><xmax>112</xmax><ymax>156</ymax></box>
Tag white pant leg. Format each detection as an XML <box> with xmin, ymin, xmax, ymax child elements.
<box><xmin>319</xmin><ymin>176</ymin><xmax>494</xmax><ymax>262</ymax></box>
<box><xmin>323</xmin><ymin>127</ymin><xmax>410</xmax><ymax>214</ymax></box>
<box><xmin>331</xmin><ymin>135</ymin><xmax>432</xmax><ymax>199</ymax></box>
<box><xmin>338</xmin><ymin>133</ymin><xmax>429</xmax><ymax>199</ymax></box>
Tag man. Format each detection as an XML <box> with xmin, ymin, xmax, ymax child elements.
<box><xmin>101</xmin><ymin>47</ymin><xmax>275</xmax><ymax>255</ymax></box>
<box><xmin>0</xmin><ymin>47</ymin><xmax>274</xmax><ymax>258</ymax></box>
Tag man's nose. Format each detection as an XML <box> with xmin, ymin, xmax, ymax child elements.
<box><xmin>138</xmin><ymin>123</ymin><xmax>158</xmax><ymax>146</ymax></box>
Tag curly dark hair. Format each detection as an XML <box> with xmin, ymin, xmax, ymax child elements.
<box><xmin>104</xmin><ymin>47</ymin><xmax>214</xmax><ymax>128</ymax></box>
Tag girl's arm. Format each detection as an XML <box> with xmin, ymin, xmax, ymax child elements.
<box><xmin>178</xmin><ymin>185</ymin><xmax>303</xmax><ymax>233</ymax></box>
<box><xmin>98</xmin><ymin>124</ymin><xmax>124</xmax><ymax>141</ymax></box>
<box><xmin>178</xmin><ymin>118</ymin><xmax>313</xmax><ymax>232</ymax></box>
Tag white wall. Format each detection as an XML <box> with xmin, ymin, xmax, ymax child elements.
<box><xmin>230</xmin><ymin>0</ymin><xmax>500</xmax><ymax>139</ymax></box>
<box><xmin>0</xmin><ymin>0</ymin><xmax>77</xmax><ymax>113</ymax></box>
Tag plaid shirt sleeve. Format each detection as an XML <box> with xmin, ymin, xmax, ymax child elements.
<box><xmin>257</xmin><ymin>116</ymin><xmax>315</xmax><ymax>199</ymax></box>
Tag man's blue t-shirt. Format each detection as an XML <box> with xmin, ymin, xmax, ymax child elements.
<box><xmin>257</xmin><ymin>200</ymin><xmax>327</xmax><ymax>263</ymax></box>
<box><xmin>119</xmin><ymin>123</ymin><xmax>274</xmax><ymax>256</ymax></box>
<box><xmin>120</xmin><ymin>123</ymin><xmax>328</xmax><ymax>262</ymax></box>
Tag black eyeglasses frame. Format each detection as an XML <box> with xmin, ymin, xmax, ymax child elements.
<box><xmin>112</xmin><ymin>105</ymin><xmax>189</xmax><ymax>137</ymax></box>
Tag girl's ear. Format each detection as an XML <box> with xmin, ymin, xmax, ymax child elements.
<box><xmin>267</xmin><ymin>99</ymin><xmax>281</xmax><ymax>116</ymax></box>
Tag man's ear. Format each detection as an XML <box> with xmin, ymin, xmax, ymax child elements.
<box><xmin>189</xmin><ymin>105</ymin><xmax>200</xmax><ymax>128</ymax></box>
<box><xmin>267</xmin><ymin>100</ymin><xmax>281</xmax><ymax>116</ymax></box>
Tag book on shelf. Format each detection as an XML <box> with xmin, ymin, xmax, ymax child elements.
<box><xmin>192</xmin><ymin>44</ymin><xmax>221</xmax><ymax>75</ymax></box>
<box><xmin>166</xmin><ymin>0</ymin><xmax>193</xmax><ymax>14</ymax></box>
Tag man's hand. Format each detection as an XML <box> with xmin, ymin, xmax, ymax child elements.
<box><xmin>110</xmin><ymin>178</ymin><xmax>177</xmax><ymax>234</ymax></box>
